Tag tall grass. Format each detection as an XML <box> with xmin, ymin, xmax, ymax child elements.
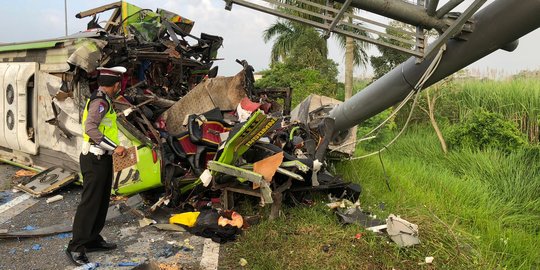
<box><xmin>340</xmin><ymin>126</ymin><xmax>540</xmax><ymax>269</ymax></box>
<box><xmin>222</xmin><ymin>78</ymin><xmax>539</xmax><ymax>270</ymax></box>
<box><xmin>442</xmin><ymin>78</ymin><xmax>540</xmax><ymax>143</ymax></box>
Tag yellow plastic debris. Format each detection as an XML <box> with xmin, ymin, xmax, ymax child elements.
<box><xmin>169</xmin><ymin>211</ymin><xmax>200</xmax><ymax>227</ymax></box>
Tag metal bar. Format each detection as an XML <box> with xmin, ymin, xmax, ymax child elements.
<box><xmin>296</xmin><ymin>0</ymin><xmax>337</xmax><ymax>12</ymax></box>
<box><xmin>333</xmin><ymin>27</ymin><xmax>423</xmax><ymax>56</ymax></box>
<box><xmin>64</xmin><ymin>0</ymin><xmax>68</xmax><ymax>36</ymax></box>
<box><xmin>347</xmin><ymin>11</ymin><xmax>419</xmax><ymax>36</ymax></box>
<box><xmin>435</xmin><ymin>0</ymin><xmax>465</xmax><ymax>18</ymax></box>
<box><xmin>228</xmin><ymin>0</ymin><xmax>422</xmax><ymax>56</ymax></box>
<box><xmin>208</xmin><ymin>161</ymin><xmax>264</xmax><ymax>184</ymax></box>
<box><xmin>296</xmin><ymin>0</ymin><xmax>420</xmax><ymax>36</ymax></box>
<box><xmin>330</xmin><ymin>0</ymin><xmax>540</xmax><ymax>132</ymax></box>
<box><xmin>75</xmin><ymin>1</ymin><xmax>122</xmax><ymax>18</ymax></box>
<box><xmin>224</xmin><ymin>187</ymin><xmax>262</xmax><ymax>198</ymax></box>
<box><xmin>341</xmin><ymin>21</ymin><xmax>418</xmax><ymax>46</ymax></box>
<box><xmin>423</xmin><ymin>0</ymin><xmax>486</xmax><ymax>60</ymax></box>
<box><xmin>105</xmin><ymin>8</ymin><xmax>121</xmax><ymax>32</ymax></box>
<box><xmin>326</xmin><ymin>0</ymin><xmax>352</xmax><ymax>35</ymax></box>
<box><xmin>0</xmin><ymin>158</ymin><xmax>43</xmax><ymax>172</ymax></box>
<box><xmin>334</xmin><ymin>0</ymin><xmax>448</xmax><ymax>31</ymax></box>
<box><xmin>228</xmin><ymin>0</ymin><xmax>327</xmax><ymax>27</ymax></box>
<box><xmin>426</xmin><ymin>0</ymin><xmax>440</xmax><ymax>16</ymax></box>
<box><xmin>415</xmin><ymin>0</ymin><xmax>426</xmax><ymax>56</ymax></box>
<box><xmin>338</xmin><ymin>30</ymin><xmax>423</xmax><ymax>56</ymax></box>
<box><xmin>265</xmin><ymin>0</ymin><xmax>334</xmax><ymax>22</ymax></box>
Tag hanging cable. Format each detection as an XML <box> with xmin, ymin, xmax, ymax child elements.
<box><xmin>342</xmin><ymin>44</ymin><xmax>447</xmax><ymax>160</ymax></box>
<box><xmin>378</xmin><ymin>146</ymin><xmax>392</xmax><ymax>192</ymax></box>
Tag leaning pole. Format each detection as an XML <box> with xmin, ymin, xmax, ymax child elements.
<box><xmin>330</xmin><ymin>0</ymin><xmax>540</xmax><ymax>132</ymax></box>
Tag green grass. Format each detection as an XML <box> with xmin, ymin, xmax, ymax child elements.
<box><xmin>346</xmin><ymin>126</ymin><xmax>540</xmax><ymax>269</ymax></box>
<box><xmin>222</xmin><ymin>126</ymin><xmax>539</xmax><ymax>270</ymax></box>
<box><xmin>221</xmin><ymin>78</ymin><xmax>540</xmax><ymax>270</ymax></box>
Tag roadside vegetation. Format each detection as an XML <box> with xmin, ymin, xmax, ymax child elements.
<box><xmin>222</xmin><ymin>76</ymin><xmax>540</xmax><ymax>270</ymax></box>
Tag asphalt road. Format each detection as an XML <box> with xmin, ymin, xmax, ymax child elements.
<box><xmin>0</xmin><ymin>163</ymin><xmax>218</xmax><ymax>270</ymax></box>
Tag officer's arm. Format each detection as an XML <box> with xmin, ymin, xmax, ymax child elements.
<box><xmin>85</xmin><ymin>99</ymin><xmax>118</xmax><ymax>151</ymax></box>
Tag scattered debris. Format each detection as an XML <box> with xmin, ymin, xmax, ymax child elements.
<box><xmin>0</xmin><ymin>191</ymin><xmax>13</xmax><ymax>204</ymax></box>
<box><xmin>156</xmin><ymin>244</ymin><xmax>180</xmax><ymax>258</ymax></box>
<box><xmin>132</xmin><ymin>261</ymin><xmax>160</xmax><ymax>270</ymax></box>
<box><xmin>118</xmin><ymin>262</ymin><xmax>139</xmax><ymax>267</ymax></box>
<box><xmin>322</xmin><ymin>245</ymin><xmax>330</xmax><ymax>253</ymax></box>
<box><xmin>169</xmin><ymin>212</ymin><xmax>200</xmax><ymax>227</ymax></box>
<box><xmin>0</xmin><ymin>223</ymin><xmax>71</xmax><ymax>239</ymax></box>
<box><xmin>181</xmin><ymin>239</ymin><xmax>194</xmax><ymax>251</ymax></box>
<box><xmin>31</xmin><ymin>244</ymin><xmax>41</xmax><ymax>251</ymax></box>
<box><xmin>14</xmin><ymin>170</ymin><xmax>37</xmax><ymax>178</ymax></box>
<box><xmin>327</xmin><ymin>197</ymin><xmax>383</xmax><ymax>227</ymax></box>
<box><xmin>0</xmin><ymin>1</ymin><xmax>364</xmax><ymax>251</ymax></box>
<box><xmin>239</xmin><ymin>258</ymin><xmax>248</xmax><ymax>267</ymax></box>
<box><xmin>139</xmin><ymin>217</ymin><xmax>157</xmax><ymax>228</ymax></box>
<box><xmin>14</xmin><ymin>166</ymin><xmax>77</xmax><ymax>197</ymax></box>
<box><xmin>425</xmin><ymin>256</ymin><xmax>434</xmax><ymax>264</ymax></box>
<box><xmin>386</xmin><ymin>214</ymin><xmax>420</xmax><ymax>247</ymax></box>
<box><xmin>54</xmin><ymin>232</ymin><xmax>73</xmax><ymax>239</ymax></box>
<box><xmin>366</xmin><ymin>224</ymin><xmax>388</xmax><ymax>233</ymax></box>
<box><xmin>45</xmin><ymin>194</ymin><xmax>64</xmax><ymax>204</ymax></box>
<box><xmin>336</xmin><ymin>207</ymin><xmax>384</xmax><ymax>227</ymax></box>
<box><xmin>74</xmin><ymin>262</ymin><xmax>100</xmax><ymax>270</ymax></box>
<box><xmin>22</xmin><ymin>225</ymin><xmax>36</xmax><ymax>231</ymax></box>
<box><xmin>151</xmin><ymin>224</ymin><xmax>186</xmax><ymax>232</ymax></box>
<box><xmin>157</xmin><ymin>262</ymin><xmax>182</xmax><ymax>270</ymax></box>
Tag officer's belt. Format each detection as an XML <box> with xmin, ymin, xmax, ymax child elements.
<box><xmin>89</xmin><ymin>145</ymin><xmax>112</xmax><ymax>156</ymax></box>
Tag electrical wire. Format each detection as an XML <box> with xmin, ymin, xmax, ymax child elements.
<box><xmin>343</xmin><ymin>44</ymin><xmax>447</xmax><ymax>161</ymax></box>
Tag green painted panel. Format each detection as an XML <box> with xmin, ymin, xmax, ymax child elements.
<box><xmin>0</xmin><ymin>41</ymin><xmax>62</xmax><ymax>53</ymax></box>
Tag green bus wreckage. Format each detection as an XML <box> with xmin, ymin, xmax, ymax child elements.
<box><xmin>0</xmin><ymin>0</ymin><xmax>539</xmax><ymax>216</ymax></box>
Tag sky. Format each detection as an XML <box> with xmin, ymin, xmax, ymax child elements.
<box><xmin>0</xmin><ymin>0</ymin><xmax>538</xmax><ymax>79</ymax></box>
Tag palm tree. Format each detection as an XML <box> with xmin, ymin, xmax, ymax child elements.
<box><xmin>262</xmin><ymin>20</ymin><xmax>327</xmax><ymax>65</ymax></box>
<box><xmin>262</xmin><ymin>2</ymin><xmax>370</xmax><ymax>99</ymax></box>
<box><xmin>334</xmin><ymin>17</ymin><xmax>370</xmax><ymax>99</ymax></box>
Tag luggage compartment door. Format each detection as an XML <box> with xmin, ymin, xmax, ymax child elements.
<box><xmin>0</xmin><ymin>63</ymin><xmax>38</xmax><ymax>155</ymax></box>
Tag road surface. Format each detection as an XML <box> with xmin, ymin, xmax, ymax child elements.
<box><xmin>0</xmin><ymin>163</ymin><xmax>222</xmax><ymax>270</ymax></box>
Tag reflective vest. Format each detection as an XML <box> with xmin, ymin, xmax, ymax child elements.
<box><xmin>81</xmin><ymin>92</ymin><xmax>119</xmax><ymax>145</ymax></box>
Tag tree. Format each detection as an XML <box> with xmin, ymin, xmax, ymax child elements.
<box><xmin>257</xmin><ymin>27</ymin><xmax>340</xmax><ymax>107</ymax></box>
<box><xmin>263</xmin><ymin>1</ymin><xmax>370</xmax><ymax>100</ymax></box>
<box><xmin>419</xmin><ymin>80</ymin><xmax>450</xmax><ymax>153</ymax></box>
<box><xmin>334</xmin><ymin>17</ymin><xmax>370</xmax><ymax>99</ymax></box>
<box><xmin>370</xmin><ymin>21</ymin><xmax>414</xmax><ymax>79</ymax></box>
<box><xmin>256</xmin><ymin>60</ymin><xmax>340</xmax><ymax>107</ymax></box>
<box><xmin>263</xmin><ymin>20</ymin><xmax>327</xmax><ymax>65</ymax></box>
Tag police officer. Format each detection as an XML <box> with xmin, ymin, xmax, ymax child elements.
<box><xmin>66</xmin><ymin>66</ymin><xmax>127</xmax><ymax>266</ymax></box>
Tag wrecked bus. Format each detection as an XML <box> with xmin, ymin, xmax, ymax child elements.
<box><xmin>0</xmin><ymin>2</ymin><xmax>224</xmax><ymax>197</ymax></box>
<box><xmin>0</xmin><ymin>2</ymin><xmax>360</xmax><ymax>215</ymax></box>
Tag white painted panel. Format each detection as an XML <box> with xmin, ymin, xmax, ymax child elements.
<box><xmin>0</xmin><ymin>63</ymin><xmax>38</xmax><ymax>154</ymax></box>
<box><xmin>36</xmin><ymin>71</ymin><xmax>81</xmax><ymax>161</ymax></box>
<box><xmin>3</xmin><ymin>64</ymin><xmax>21</xmax><ymax>151</ymax></box>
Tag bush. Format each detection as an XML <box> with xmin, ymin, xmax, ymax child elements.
<box><xmin>255</xmin><ymin>61</ymin><xmax>339</xmax><ymax>108</ymax></box>
<box><xmin>447</xmin><ymin>110</ymin><xmax>526</xmax><ymax>153</ymax></box>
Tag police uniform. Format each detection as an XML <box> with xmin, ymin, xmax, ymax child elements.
<box><xmin>67</xmin><ymin>67</ymin><xmax>125</xmax><ymax>260</ymax></box>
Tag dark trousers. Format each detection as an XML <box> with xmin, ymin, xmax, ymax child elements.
<box><xmin>68</xmin><ymin>153</ymin><xmax>113</xmax><ymax>252</ymax></box>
